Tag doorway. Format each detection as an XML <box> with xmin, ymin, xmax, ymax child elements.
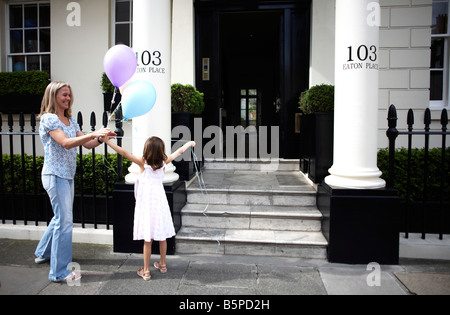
<box><xmin>195</xmin><ymin>1</ymin><xmax>311</xmax><ymax>158</ymax></box>
<box><xmin>220</xmin><ymin>11</ymin><xmax>281</xmax><ymax>157</ymax></box>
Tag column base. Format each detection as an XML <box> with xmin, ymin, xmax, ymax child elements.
<box><xmin>112</xmin><ymin>180</ymin><xmax>186</xmax><ymax>254</ymax></box>
<box><xmin>325</xmin><ymin>174</ymin><xmax>386</xmax><ymax>190</ymax></box>
<box><xmin>124</xmin><ymin>162</ymin><xmax>180</xmax><ymax>184</ymax></box>
<box><xmin>317</xmin><ymin>182</ymin><xmax>400</xmax><ymax>264</ymax></box>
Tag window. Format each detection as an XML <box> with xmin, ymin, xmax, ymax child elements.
<box><xmin>431</xmin><ymin>0</ymin><xmax>449</xmax><ymax>109</ymax></box>
<box><xmin>7</xmin><ymin>2</ymin><xmax>50</xmax><ymax>73</ymax></box>
<box><xmin>115</xmin><ymin>0</ymin><xmax>133</xmax><ymax>46</ymax></box>
<box><xmin>240</xmin><ymin>89</ymin><xmax>259</xmax><ymax>128</ymax></box>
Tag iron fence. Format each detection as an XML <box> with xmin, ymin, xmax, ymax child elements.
<box><xmin>387</xmin><ymin>105</ymin><xmax>449</xmax><ymax>240</ymax></box>
<box><xmin>0</xmin><ymin>109</ymin><xmax>125</xmax><ymax>230</ymax></box>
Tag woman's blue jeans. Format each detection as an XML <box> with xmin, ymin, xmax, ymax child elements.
<box><xmin>35</xmin><ymin>175</ymin><xmax>74</xmax><ymax>282</ymax></box>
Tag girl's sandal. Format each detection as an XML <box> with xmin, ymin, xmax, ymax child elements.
<box><xmin>137</xmin><ymin>267</ymin><xmax>151</xmax><ymax>281</ymax></box>
<box><xmin>154</xmin><ymin>262</ymin><xmax>167</xmax><ymax>274</ymax></box>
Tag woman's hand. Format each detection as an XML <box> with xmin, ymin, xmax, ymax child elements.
<box><xmin>92</xmin><ymin>128</ymin><xmax>116</xmax><ymax>140</ymax></box>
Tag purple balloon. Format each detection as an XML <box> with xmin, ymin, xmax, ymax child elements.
<box><xmin>103</xmin><ymin>45</ymin><xmax>137</xmax><ymax>88</ymax></box>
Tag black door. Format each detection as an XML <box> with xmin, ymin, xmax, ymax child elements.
<box><xmin>220</xmin><ymin>11</ymin><xmax>281</xmax><ymax>158</ymax></box>
<box><xmin>195</xmin><ymin>0</ymin><xmax>310</xmax><ymax>158</ymax></box>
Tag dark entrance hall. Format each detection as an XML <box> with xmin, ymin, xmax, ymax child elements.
<box><xmin>195</xmin><ymin>0</ymin><xmax>311</xmax><ymax>158</ymax></box>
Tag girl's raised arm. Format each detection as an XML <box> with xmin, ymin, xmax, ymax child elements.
<box><xmin>166</xmin><ymin>141</ymin><xmax>196</xmax><ymax>165</ymax></box>
<box><xmin>101</xmin><ymin>137</ymin><xmax>145</xmax><ymax>169</ymax></box>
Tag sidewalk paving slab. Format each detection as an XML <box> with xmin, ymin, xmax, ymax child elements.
<box><xmin>1</xmin><ymin>239</ymin><xmax>450</xmax><ymax>296</ymax></box>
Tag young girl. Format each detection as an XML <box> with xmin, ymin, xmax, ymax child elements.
<box><xmin>101</xmin><ymin>136</ymin><xmax>195</xmax><ymax>280</ymax></box>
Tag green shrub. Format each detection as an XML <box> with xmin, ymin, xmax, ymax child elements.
<box><xmin>0</xmin><ymin>71</ymin><xmax>50</xmax><ymax>96</ymax></box>
<box><xmin>299</xmin><ymin>84</ymin><xmax>334</xmax><ymax>114</ymax></box>
<box><xmin>1</xmin><ymin>153</ymin><xmax>131</xmax><ymax>195</ymax></box>
<box><xmin>101</xmin><ymin>72</ymin><xmax>115</xmax><ymax>94</ymax></box>
<box><xmin>378</xmin><ymin>148</ymin><xmax>450</xmax><ymax>201</ymax></box>
<box><xmin>171</xmin><ymin>83</ymin><xmax>205</xmax><ymax>114</ymax></box>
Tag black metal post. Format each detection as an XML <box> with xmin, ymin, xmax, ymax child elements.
<box><xmin>90</xmin><ymin>112</ymin><xmax>97</xmax><ymax>229</ymax></box>
<box><xmin>103</xmin><ymin>111</ymin><xmax>110</xmax><ymax>230</ymax></box>
<box><xmin>422</xmin><ymin>108</ymin><xmax>431</xmax><ymax>240</ymax></box>
<box><xmin>440</xmin><ymin>109</ymin><xmax>448</xmax><ymax>240</ymax></box>
<box><xmin>386</xmin><ymin>105</ymin><xmax>398</xmax><ymax>189</ymax></box>
<box><xmin>405</xmin><ymin>109</ymin><xmax>414</xmax><ymax>239</ymax></box>
<box><xmin>77</xmin><ymin>112</ymin><xmax>85</xmax><ymax>228</ymax></box>
<box><xmin>114</xmin><ymin>107</ymin><xmax>124</xmax><ymax>181</ymax></box>
<box><xmin>31</xmin><ymin>113</ymin><xmax>38</xmax><ymax>226</ymax></box>
<box><xmin>8</xmin><ymin>113</ymin><xmax>15</xmax><ymax>224</ymax></box>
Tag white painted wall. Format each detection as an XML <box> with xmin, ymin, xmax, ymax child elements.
<box><xmin>309</xmin><ymin>0</ymin><xmax>335</xmax><ymax>87</ymax></box>
<box><xmin>171</xmin><ymin>0</ymin><xmax>195</xmax><ymax>86</ymax></box>
<box><xmin>51</xmin><ymin>0</ymin><xmax>110</xmax><ymax>123</ymax></box>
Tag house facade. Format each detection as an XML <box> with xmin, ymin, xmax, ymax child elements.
<box><xmin>0</xmin><ymin>0</ymin><xmax>445</xmax><ymax>155</ymax></box>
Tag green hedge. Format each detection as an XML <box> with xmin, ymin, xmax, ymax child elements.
<box><xmin>171</xmin><ymin>83</ymin><xmax>205</xmax><ymax>114</ymax></box>
<box><xmin>1</xmin><ymin>153</ymin><xmax>131</xmax><ymax>195</ymax></box>
<box><xmin>378</xmin><ymin>147</ymin><xmax>450</xmax><ymax>201</ymax></box>
<box><xmin>0</xmin><ymin>71</ymin><xmax>50</xmax><ymax>96</ymax></box>
<box><xmin>299</xmin><ymin>84</ymin><xmax>334</xmax><ymax>115</ymax></box>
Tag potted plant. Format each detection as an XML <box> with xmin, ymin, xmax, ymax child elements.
<box><xmin>0</xmin><ymin>71</ymin><xmax>49</xmax><ymax>114</ymax></box>
<box><xmin>298</xmin><ymin>84</ymin><xmax>334</xmax><ymax>183</ymax></box>
<box><xmin>101</xmin><ymin>72</ymin><xmax>121</xmax><ymax>113</ymax></box>
<box><xmin>171</xmin><ymin>83</ymin><xmax>205</xmax><ymax>180</ymax></box>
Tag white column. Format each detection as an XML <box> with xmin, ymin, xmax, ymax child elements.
<box><xmin>126</xmin><ymin>0</ymin><xmax>179</xmax><ymax>184</ymax></box>
<box><xmin>325</xmin><ymin>0</ymin><xmax>385</xmax><ymax>189</ymax></box>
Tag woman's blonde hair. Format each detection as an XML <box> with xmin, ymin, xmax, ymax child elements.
<box><xmin>39</xmin><ymin>81</ymin><xmax>74</xmax><ymax>118</ymax></box>
<box><xmin>143</xmin><ymin>137</ymin><xmax>168</xmax><ymax>171</ymax></box>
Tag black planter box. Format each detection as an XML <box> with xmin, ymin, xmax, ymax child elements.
<box><xmin>299</xmin><ymin>112</ymin><xmax>334</xmax><ymax>183</ymax></box>
<box><xmin>112</xmin><ymin>180</ymin><xmax>186</xmax><ymax>255</ymax></box>
<box><xmin>172</xmin><ymin>112</ymin><xmax>203</xmax><ymax>181</ymax></box>
<box><xmin>0</xmin><ymin>94</ymin><xmax>43</xmax><ymax>114</ymax></box>
<box><xmin>317</xmin><ymin>183</ymin><xmax>400</xmax><ymax>265</ymax></box>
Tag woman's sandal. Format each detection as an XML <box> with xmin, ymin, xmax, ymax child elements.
<box><xmin>154</xmin><ymin>262</ymin><xmax>167</xmax><ymax>274</ymax></box>
<box><xmin>137</xmin><ymin>267</ymin><xmax>151</xmax><ymax>281</ymax></box>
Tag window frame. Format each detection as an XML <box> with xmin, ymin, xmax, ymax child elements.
<box><xmin>112</xmin><ymin>0</ymin><xmax>133</xmax><ymax>46</ymax></box>
<box><xmin>6</xmin><ymin>1</ymin><xmax>51</xmax><ymax>73</ymax></box>
<box><xmin>430</xmin><ymin>0</ymin><xmax>450</xmax><ymax>110</ymax></box>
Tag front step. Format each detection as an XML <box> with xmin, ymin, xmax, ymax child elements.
<box><xmin>187</xmin><ymin>187</ymin><xmax>316</xmax><ymax>207</ymax></box>
<box><xmin>203</xmin><ymin>159</ymin><xmax>300</xmax><ymax>172</ymax></box>
<box><xmin>175</xmin><ymin>163</ymin><xmax>328</xmax><ymax>259</ymax></box>
<box><xmin>176</xmin><ymin>227</ymin><xmax>327</xmax><ymax>258</ymax></box>
<box><xmin>181</xmin><ymin>204</ymin><xmax>322</xmax><ymax>232</ymax></box>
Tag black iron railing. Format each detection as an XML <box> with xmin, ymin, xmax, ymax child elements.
<box><xmin>386</xmin><ymin>105</ymin><xmax>449</xmax><ymax>240</ymax></box>
<box><xmin>0</xmin><ymin>109</ymin><xmax>125</xmax><ymax>230</ymax></box>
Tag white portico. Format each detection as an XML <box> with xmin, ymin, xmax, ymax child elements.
<box><xmin>325</xmin><ymin>0</ymin><xmax>386</xmax><ymax>189</ymax></box>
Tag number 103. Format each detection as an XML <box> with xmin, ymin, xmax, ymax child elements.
<box><xmin>347</xmin><ymin>45</ymin><xmax>377</xmax><ymax>62</ymax></box>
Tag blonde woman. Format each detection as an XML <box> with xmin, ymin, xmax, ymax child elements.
<box><xmin>34</xmin><ymin>81</ymin><xmax>116</xmax><ymax>283</ymax></box>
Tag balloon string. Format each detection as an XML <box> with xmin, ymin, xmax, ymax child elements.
<box><xmin>192</xmin><ymin>148</ymin><xmax>221</xmax><ymax>253</ymax></box>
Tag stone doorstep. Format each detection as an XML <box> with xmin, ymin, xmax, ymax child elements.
<box><xmin>187</xmin><ymin>189</ymin><xmax>317</xmax><ymax>207</ymax></box>
<box><xmin>203</xmin><ymin>159</ymin><xmax>300</xmax><ymax>171</ymax></box>
<box><xmin>181</xmin><ymin>204</ymin><xmax>323</xmax><ymax>232</ymax></box>
<box><xmin>175</xmin><ymin>227</ymin><xmax>328</xmax><ymax>258</ymax></box>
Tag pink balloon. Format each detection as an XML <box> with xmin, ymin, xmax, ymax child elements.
<box><xmin>119</xmin><ymin>77</ymin><xmax>134</xmax><ymax>95</ymax></box>
<box><xmin>104</xmin><ymin>45</ymin><xmax>137</xmax><ymax>88</ymax></box>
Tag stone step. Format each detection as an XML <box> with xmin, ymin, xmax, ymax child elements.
<box><xmin>181</xmin><ymin>204</ymin><xmax>322</xmax><ymax>232</ymax></box>
<box><xmin>187</xmin><ymin>187</ymin><xmax>316</xmax><ymax>206</ymax></box>
<box><xmin>176</xmin><ymin>163</ymin><xmax>328</xmax><ymax>259</ymax></box>
<box><xmin>175</xmin><ymin>227</ymin><xmax>328</xmax><ymax>259</ymax></box>
<box><xmin>204</xmin><ymin>159</ymin><xmax>300</xmax><ymax>171</ymax></box>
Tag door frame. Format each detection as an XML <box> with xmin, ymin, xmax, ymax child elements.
<box><xmin>194</xmin><ymin>0</ymin><xmax>311</xmax><ymax>158</ymax></box>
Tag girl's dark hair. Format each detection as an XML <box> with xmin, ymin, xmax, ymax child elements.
<box><xmin>143</xmin><ymin>137</ymin><xmax>167</xmax><ymax>170</ymax></box>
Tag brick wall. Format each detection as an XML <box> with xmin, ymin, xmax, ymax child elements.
<box><xmin>379</xmin><ymin>0</ymin><xmax>434</xmax><ymax>148</ymax></box>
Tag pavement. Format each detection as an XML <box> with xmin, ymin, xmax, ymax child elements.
<box><xmin>1</xmin><ymin>239</ymin><xmax>450</xmax><ymax>298</ymax></box>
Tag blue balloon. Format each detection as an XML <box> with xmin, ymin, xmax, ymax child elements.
<box><xmin>121</xmin><ymin>80</ymin><xmax>157</xmax><ymax>119</ymax></box>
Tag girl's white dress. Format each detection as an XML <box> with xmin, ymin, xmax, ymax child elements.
<box><xmin>133</xmin><ymin>162</ymin><xmax>176</xmax><ymax>242</ymax></box>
